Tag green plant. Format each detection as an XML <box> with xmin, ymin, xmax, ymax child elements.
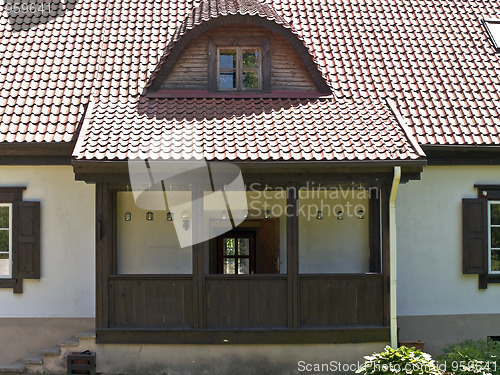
<box><xmin>356</xmin><ymin>346</ymin><xmax>441</xmax><ymax>375</ymax></box>
<box><xmin>437</xmin><ymin>339</ymin><xmax>500</xmax><ymax>375</ymax></box>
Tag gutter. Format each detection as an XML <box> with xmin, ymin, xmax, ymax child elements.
<box><xmin>389</xmin><ymin>166</ymin><xmax>401</xmax><ymax>348</ymax></box>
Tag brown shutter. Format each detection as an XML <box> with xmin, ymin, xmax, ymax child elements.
<box><xmin>462</xmin><ymin>198</ymin><xmax>488</xmax><ymax>274</ymax></box>
<box><xmin>13</xmin><ymin>201</ymin><xmax>40</xmax><ymax>279</ymax></box>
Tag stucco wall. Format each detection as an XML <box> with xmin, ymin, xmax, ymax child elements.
<box><xmin>0</xmin><ymin>166</ymin><xmax>95</xmax><ymax>318</ymax></box>
<box><xmin>396</xmin><ymin>165</ymin><xmax>500</xmax><ymax>316</ymax></box>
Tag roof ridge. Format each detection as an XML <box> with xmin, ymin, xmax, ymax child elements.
<box><xmin>386</xmin><ymin>97</ymin><xmax>426</xmax><ymax>159</ymax></box>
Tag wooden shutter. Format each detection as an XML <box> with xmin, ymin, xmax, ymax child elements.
<box><xmin>462</xmin><ymin>198</ymin><xmax>488</xmax><ymax>274</ymax></box>
<box><xmin>13</xmin><ymin>201</ymin><xmax>40</xmax><ymax>279</ymax></box>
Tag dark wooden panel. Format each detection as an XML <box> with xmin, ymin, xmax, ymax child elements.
<box><xmin>97</xmin><ymin>326</ymin><xmax>390</xmax><ymax>345</ymax></box>
<box><xmin>205</xmin><ymin>275</ymin><xmax>287</xmax><ymax>328</ymax></box>
<box><xmin>462</xmin><ymin>198</ymin><xmax>488</xmax><ymax>274</ymax></box>
<box><xmin>108</xmin><ymin>276</ymin><xmax>194</xmax><ymax>328</ymax></box>
<box><xmin>298</xmin><ymin>274</ymin><xmax>384</xmax><ymax>327</ymax></box>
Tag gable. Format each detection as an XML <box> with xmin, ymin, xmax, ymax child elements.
<box><xmin>159</xmin><ymin>24</ymin><xmax>320</xmax><ymax>93</ymax></box>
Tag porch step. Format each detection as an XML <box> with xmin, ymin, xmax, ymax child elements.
<box><xmin>0</xmin><ymin>360</ymin><xmax>25</xmax><ymax>375</ymax></box>
<box><xmin>0</xmin><ymin>329</ymin><xmax>96</xmax><ymax>375</ymax></box>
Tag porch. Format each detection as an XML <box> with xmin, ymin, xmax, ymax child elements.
<box><xmin>86</xmin><ymin>164</ymin><xmax>420</xmax><ymax>344</ymax></box>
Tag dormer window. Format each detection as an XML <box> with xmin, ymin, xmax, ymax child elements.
<box><xmin>209</xmin><ymin>38</ymin><xmax>271</xmax><ymax>93</ymax></box>
<box><xmin>218</xmin><ymin>47</ymin><xmax>261</xmax><ymax>91</ymax></box>
<box><xmin>484</xmin><ymin>19</ymin><xmax>500</xmax><ymax>52</ymax></box>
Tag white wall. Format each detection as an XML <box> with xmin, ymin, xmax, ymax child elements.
<box><xmin>0</xmin><ymin>166</ymin><xmax>95</xmax><ymax>318</ymax></box>
<box><xmin>117</xmin><ymin>192</ymin><xmax>192</xmax><ymax>274</ymax></box>
<box><xmin>299</xmin><ymin>190</ymin><xmax>370</xmax><ymax>273</ymax></box>
<box><xmin>397</xmin><ymin>166</ymin><xmax>500</xmax><ymax>316</ymax></box>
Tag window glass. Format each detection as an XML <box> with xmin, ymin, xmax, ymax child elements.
<box><xmin>490</xmin><ymin>202</ymin><xmax>500</xmax><ymax>273</ymax></box>
<box><xmin>492</xmin><ymin>250</ymin><xmax>500</xmax><ymax>272</ymax></box>
<box><xmin>492</xmin><ymin>227</ymin><xmax>500</xmax><ymax>248</ymax></box>
<box><xmin>0</xmin><ymin>206</ymin><xmax>9</xmax><ymax>228</ymax></box>
<box><xmin>238</xmin><ymin>238</ymin><xmax>249</xmax><ymax>255</ymax></box>
<box><xmin>242</xmin><ymin>71</ymin><xmax>259</xmax><ymax>89</ymax></box>
<box><xmin>223</xmin><ymin>238</ymin><xmax>236</xmax><ymax>256</ymax></box>
<box><xmin>491</xmin><ymin>203</ymin><xmax>500</xmax><ymax>225</ymax></box>
<box><xmin>242</xmin><ymin>50</ymin><xmax>259</xmax><ymax>68</ymax></box>
<box><xmin>219</xmin><ymin>50</ymin><xmax>236</xmax><ymax>69</ymax></box>
<box><xmin>0</xmin><ymin>205</ymin><xmax>10</xmax><ymax>277</ymax></box>
<box><xmin>223</xmin><ymin>258</ymin><xmax>235</xmax><ymax>274</ymax></box>
<box><xmin>219</xmin><ymin>49</ymin><xmax>237</xmax><ymax>90</ymax></box>
<box><xmin>238</xmin><ymin>258</ymin><xmax>249</xmax><ymax>274</ymax></box>
<box><xmin>485</xmin><ymin>21</ymin><xmax>500</xmax><ymax>49</ymax></box>
<box><xmin>219</xmin><ymin>72</ymin><xmax>236</xmax><ymax>90</ymax></box>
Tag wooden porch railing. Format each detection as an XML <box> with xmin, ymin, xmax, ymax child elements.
<box><xmin>107</xmin><ymin>273</ymin><xmax>384</xmax><ymax>329</ymax></box>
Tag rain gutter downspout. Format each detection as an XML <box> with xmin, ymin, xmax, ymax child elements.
<box><xmin>390</xmin><ymin>166</ymin><xmax>401</xmax><ymax>348</ymax></box>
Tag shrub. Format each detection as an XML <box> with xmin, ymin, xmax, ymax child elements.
<box><xmin>437</xmin><ymin>339</ymin><xmax>500</xmax><ymax>375</ymax></box>
<box><xmin>356</xmin><ymin>345</ymin><xmax>441</xmax><ymax>375</ymax></box>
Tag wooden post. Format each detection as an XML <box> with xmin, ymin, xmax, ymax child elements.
<box><xmin>286</xmin><ymin>185</ymin><xmax>299</xmax><ymax>328</ymax></box>
<box><xmin>192</xmin><ymin>184</ymin><xmax>205</xmax><ymax>328</ymax></box>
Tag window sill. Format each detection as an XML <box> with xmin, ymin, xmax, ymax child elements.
<box><xmin>0</xmin><ymin>278</ymin><xmax>22</xmax><ymax>293</ymax></box>
<box><xmin>478</xmin><ymin>274</ymin><xmax>500</xmax><ymax>289</ymax></box>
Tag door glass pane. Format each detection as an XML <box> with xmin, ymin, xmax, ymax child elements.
<box><xmin>0</xmin><ymin>253</ymin><xmax>9</xmax><ymax>276</ymax></box>
<box><xmin>219</xmin><ymin>50</ymin><xmax>236</xmax><ymax>69</ymax></box>
<box><xmin>491</xmin><ymin>227</ymin><xmax>500</xmax><ymax>248</ymax></box>
<box><xmin>223</xmin><ymin>258</ymin><xmax>236</xmax><ymax>274</ymax></box>
<box><xmin>219</xmin><ymin>72</ymin><xmax>236</xmax><ymax>89</ymax></box>
<box><xmin>242</xmin><ymin>71</ymin><xmax>258</xmax><ymax>89</ymax></box>
<box><xmin>223</xmin><ymin>238</ymin><xmax>236</xmax><ymax>255</ymax></box>
<box><xmin>0</xmin><ymin>231</ymin><xmax>9</xmax><ymax>252</ymax></box>
<box><xmin>491</xmin><ymin>250</ymin><xmax>500</xmax><ymax>272</ymax></box>
<box><xmin>0</xmin><ymin>206</ymin><xmax>9</xmax><ymax>228</ymax></box>
<box><xmin>491</xmin><ymin>204</ymin><xmax>500</xmax><ymax>225</ymax></box>
<box><xmin>238</xmin><ymin>238</ymin><xmax>250</xmax><ymax>255</ymax></box>
<box><xmin>242</xmin><ymin>50</ymin><xmax>259</xmax><ymax>68</ymax></box>
<box><xmin>238</xmin><ymin>258</ymin><xmax>249</xmax><ymax>274</ymax></box>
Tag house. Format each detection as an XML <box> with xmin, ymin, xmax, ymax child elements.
<box><xmin>0</xmin><ymin>0</ymin><xmax>499</xmax><ymax>373</ymax></box>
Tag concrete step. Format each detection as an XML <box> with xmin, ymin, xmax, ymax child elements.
<box><xmin>23</xmin><ymin>355</ymin><xmax>43</xmax><ymax>375</ymax></box>
<box><xmin>0</xmin><ymin>360</ymin><xmax>25</xmax><ymax>375</ymax></box>
<box><xmin>1</xmin><ymin>329</ymin><xmax>97</xmax><ymax>375</ymax></box>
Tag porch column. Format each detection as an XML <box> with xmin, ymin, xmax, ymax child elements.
<box><xmin>192</xmin><ymin>184</ymin><xmax>205</xmax><ymax>328</ymax></box>
<box><xmin>286</xmin><ymin>185</ymin><xmax>299</xmax><ymax>328</ymax></box>
<box><xmin>389</xmin><ymin>166</ymin><xmax>401</xmax><ymax>347</ymax></box>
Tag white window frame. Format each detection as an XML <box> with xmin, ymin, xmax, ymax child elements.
<box><xmin>484</xmin><ymin>19</ymin><xmax>500</xmax><ymax>52</ymax></box>
<box><xmin>216</xmin><ymin>46</ymin><xmax>262</xmax><ymax>92</ymax></box>
<box><xmin>0</xmin><ymin>203</ymin><xmax>12</xmax><ymax>278</ymax></box>
<box><xmin>488</xmin><ymin>201</ymin><xmax>500</xmax><ymax>274</ymax></box>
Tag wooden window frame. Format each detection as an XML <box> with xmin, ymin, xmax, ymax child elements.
<box><xmin>208</xmin><ymin>38</ymin><xmax>271</xmax><ymax>93</ymax></box>
<box><xmin>216</xmin><ymin>46</ymin><xmax>262</xmax><ymax>92</ymax></box>
<box><xmin>0</xmin><ymin>187</ymin><xmax>40</xmax><ymax>293</ymax></box>
<box><xmin>217</xmin><ymin>231</ymin><xmax>256</xmax><ymax>274</ymax></box>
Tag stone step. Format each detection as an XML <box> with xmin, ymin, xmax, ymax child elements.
<box><xmin>0</xmin><ymin>360</ymin><xmax>25</xmax><ymax>375</ymax></box>
<box><xmin>40</xmin><ymin>346</ymin><xmax>61</xmax><ymax>356</ymax></box>
<box><xmin>0</xmin><ymin>329</ymin><xmax>97</xmax><ymax>375</ymax></box>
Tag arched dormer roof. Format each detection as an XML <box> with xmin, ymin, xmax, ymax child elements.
<box><xmin>146</xmin><ymin>0</ymin><xmax>331</xmax><ymax>94</ymax></box>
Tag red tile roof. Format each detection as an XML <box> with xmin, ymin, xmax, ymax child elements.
<box><xmin>2</xmin><ymin>0</ymin><xmax>500</xmax><ymax>155</ymax></box>
<box><xmin>0</xmin><ymin>0</ymin><xmax>106</xmax><ymax>142</ymax></box>
<box><xmin>72</xmin><ymin>96</ymin><xmax>424</xmax><ymax>161</ymax></box>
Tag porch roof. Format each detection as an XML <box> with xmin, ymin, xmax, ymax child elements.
<box><xmin>72</xmin><ymin>96</ymin><xmax>425</xmax><ymax>161</ymax></box>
